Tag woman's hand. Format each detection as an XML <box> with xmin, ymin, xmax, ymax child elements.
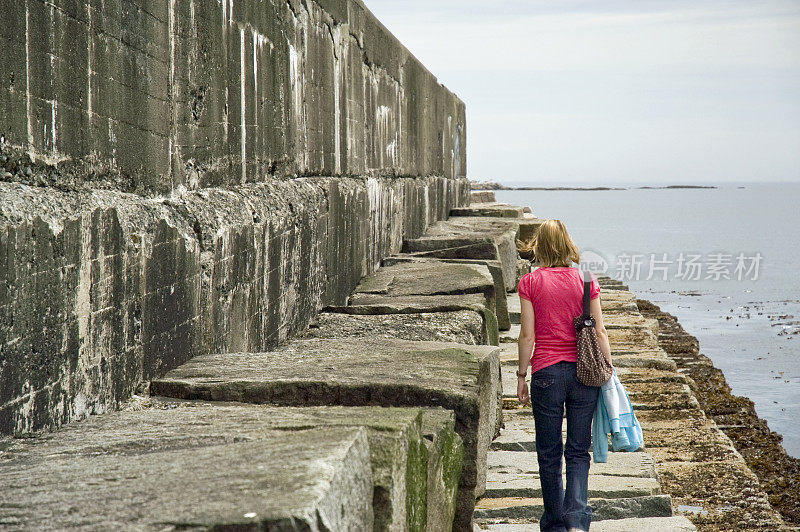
<box><xmin>517</xmin><ymin>376</ymin><xmax>531</xmax><ymax>406</ymax></box>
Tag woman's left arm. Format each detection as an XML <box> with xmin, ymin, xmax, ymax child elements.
<box><xmin>590</xmin><ymin>296</ymin><xmax>612</xmax><ymax>365</ymax></box>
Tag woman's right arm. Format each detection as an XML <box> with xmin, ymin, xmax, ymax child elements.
<box><xmin>589</xmin><ymin>297</ymin><xmax>612</xmax><ymax>365</ymax></box>
<box><xmin>517</xmin><ymin>296</ymin><xmax>535</xmax><ymax>406</ymax></box>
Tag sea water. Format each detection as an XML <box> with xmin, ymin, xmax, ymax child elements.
<box><xmin>496</xmin><ymin>183</ymin><xmax>800</xmax><ymax>457</ymax></box>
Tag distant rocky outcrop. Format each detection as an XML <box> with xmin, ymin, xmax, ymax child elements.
<box><xmin>470</xmin><ymin>180</ymin><xmax>718</xmax><ymax>191</ymax></box>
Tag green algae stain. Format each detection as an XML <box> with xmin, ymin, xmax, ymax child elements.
<box><xmin>483</xmin><ymin>309</ymin><xmax>500</xmax><ymax>346</ymax></box>
<box><xmin>442</xmin><ymin>430</ymin><xmax>465</xmax><ymax>523</ymax></box>
<box><xmin>405</xmin><ymin>433</ymin><xmax>428</xmax><ymax>531</ymax></box>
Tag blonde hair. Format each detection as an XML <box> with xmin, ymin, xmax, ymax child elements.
<box><xmin>518</xmin><ymin>219</ymin><xmax>580</xmax><ymax>267</ymax></box>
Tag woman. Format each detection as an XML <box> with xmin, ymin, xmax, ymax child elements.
<box><xmin>516</xmin><ymin>219</ymin><xmax>613</xmax><ymax>532</ymax></box>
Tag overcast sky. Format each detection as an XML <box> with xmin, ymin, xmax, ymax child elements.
<box><xmin>365</xmin><ymin>0</ymin><xmax>800</xmax><ymax>185</ymax></box>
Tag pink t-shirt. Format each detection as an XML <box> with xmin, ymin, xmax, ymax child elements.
<box><xmin>517</xmin><ymin>267</ymin><xmax>600</xmax><ymax>374</ymax></box>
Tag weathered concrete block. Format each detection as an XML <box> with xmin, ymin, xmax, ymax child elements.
<box><xmin>601</xmin><ymin>291</ymin><xmax>638</xmax><ymax>308</ymax></box>
<box><xmin>612</xmin><ymin>352</ymin><xmax>679</xmax><ymax>372</ymax></box>
<box><xmin>601</xmin><ymin>300</ymin><xmax>643</xmax><ymax>314</ymax></box>
<box><xmin>606</xmin><ymin>325</ymin><xmax>660</xmax><ymax>350</ymax></box>
<box><xmin>340</xmin><ymin>293</ymin><xmax>500</xmax><ymax>346</ymax></box>
<box><xmin>198</xmin><ymin>403</ymin><xmax>423</xmax><ymax>531</ymax></box>
<box><xmin>0</xmin><ymin>405</ymin><xmax>375</xmax><ymax>530</ymax></box>
<box><xmin>507</xmin><ymin>290</ymin><xmax>522</xmax><ymax>325</ymax></box>
<box><xmin>0</xmin><ymin>400</ymin><xmax>467</xmax><ymax>531</ymax></box>
<box><xmin>487</xmin><ymin>450</ymin><xmax>659</xmax><ymax>479</ymax></box>
<box><xmin>499</xmin><ymin>324</ymin><xmax>522</xmax><ymax>343</ymax></box>
<box><xmin>495</xmin><ymin>343</ymin><xmax>521</xmax><ymax>367</ymax></box>
<box><xmin>599</xmin><ymin>287</ymin><xmax>638</xmax><ymax>301</ymax></box>
<box><xmin>597</xmin><ymin>278</ymin><xmax>631</xmax><ymax>291</ymax></box>
<box><xmin>481</xmin><ymin>515</ymin><xmax>697</xmax><ymax>532</ymax></box>
<box><xmin>443</xmin><ymin>215</ymin><xmax>543</xmax><ymax>249</ymax></box>
<box><xmin>351</xmin><ymin>261</ymin><xmax>498</xmax><ymax>335</ymax></box>
<box><xmin>602</xmin><ymin>313</ymin><xmax>657</xmax><ymax>329</ymax></box>
<box><xmin>489</xmin><ymin>417</ymin><xmax>539</xmax><ymax>452</ymax></box>
<box><xmin>615</xmin><ymin>367</ymin><xmax>692</xmax><ymax>385</ymax></box>
<box><xmin>516</xmin><ymin>258</ymin><xmax>532</xmax><ymax>288</ymax></box>
<box><xmin>481</xmin><ymin>517</ymin><xmax>696</xmax><ymax>532</ymax></box>
<box><xmin>588</xmin><ymin>516</ymin><xmax>697</xmax><ymax>531</ymax></box>
<box><xmin>450</xmin><ymin>202</ymin><xmax>524</xmax><ymax>219</ymax></box>
<box><xmin>150</xmin><ymin>338</ymin><xmax>502</xmax><ymax>531</ymax></box>
<box><xmin>383</xmin><ymin>255</ymin><xmax>511</xmax><ymax>330</ymax></box>
<box><xmin>483</xmin><ymin>474</ymin><xmax>661</xmax><ymax>499</ymax></box>
<box><xmin>354</xmin><ymin>260</ymin><xmax>495</xmax><ymax>298</ymax></box>
<box><xmin>403</xmin><ymin>220</ymin><xmax>519</xmax><ymax>295</ymax></box>
<box><xmin>305</xmin><ymin>310</ymin><xmax>486</xmax><ymax>345</ymax></box>
<box><xmin>517</xmin><ymin>215</ymin><xmax>544</xmax><ymax>245</ymax></box>
<box><xmin>473</xmin><ymin>494</ymin><xmax>674</xmax><ymax>521</ymax></box>
<box><xmin>470</xmin><ymin>191</ymin><xmax>496</xmax><ymax>203</ymax></box>
<box><xmin>421</xmin><ymin>408</ymin><xmax>464</xmax><ymax>532</ymax></box>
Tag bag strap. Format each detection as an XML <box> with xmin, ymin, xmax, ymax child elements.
<box><xmin>581</xmin><ymin>270</ymin><xmax>591</xmax><ymax>318</ymax></box>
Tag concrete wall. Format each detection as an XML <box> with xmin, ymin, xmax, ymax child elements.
<box><xmin>0</xmin><ymin>0</ymin><xmax>468</xmax><ymax>435</ymax></box>
<box><xmin>0</xmin><ymin>176</ymin><xmax>469</xmax><ymax>435</ymax></box>
<box><xmin>0</xmin><ymin>0</ymin><xmax>466</xmax><ymax>193</ymax></box>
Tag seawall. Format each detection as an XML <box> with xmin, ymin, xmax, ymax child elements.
<box><xmin>0</xmin><ymin>176</ymin><xmax>467</xmax><ymax>434</ymax></box>
<box><xmin>0</xmin><ymin>0</ymin><xmax>465</xmax><ymax>193</ymax></box>
<box><xmin>0</xmin><ymin>0</ymin><xmax>469</xmax><ymax>435</ymax></box>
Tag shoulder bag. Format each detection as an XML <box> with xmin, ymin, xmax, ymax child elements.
<box><xmin>573</xmin><ymin>270</ymin><xmax>613</xmax><ymax>386</ymax></box>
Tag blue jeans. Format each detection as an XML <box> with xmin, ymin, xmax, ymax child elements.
<box><xmin>530</xmin><ymin>361</ymin><xmax>600</xmax><ymax>532</ymax></box>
